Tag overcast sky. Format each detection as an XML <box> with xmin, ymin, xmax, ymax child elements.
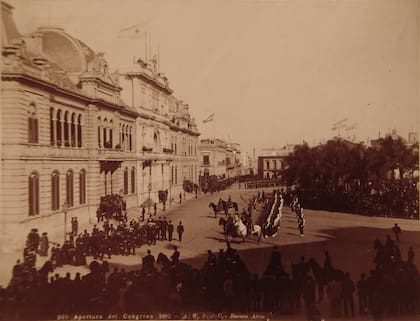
<box><xmin>9</xmin><ymin>0</ymin><xmax>419</xmax><ymax>154</ymax></box>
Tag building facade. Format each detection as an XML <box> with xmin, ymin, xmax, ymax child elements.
<box><xmin>0</xmin><ymin>2</ymin><xmax>199</xmax><ymax>248</ymax></box>
<box><xmin>257</xmin><ymin>147</ymin><xmax>294</xmax><ymax>179</ymax></box>
<box><xmin>120</xmin><ymin>62</ymin><xmax>200</xmax><ymax>205</ymax></box>
<box><xmin>198</xmin><ymin>139</ymin><xmax>242</xmax><ymax>178</ymax></box>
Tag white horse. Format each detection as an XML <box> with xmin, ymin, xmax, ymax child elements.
<box><xmin>234</xmin><ymin>218</ymin><xmax>247</xmax><ymax>242</ymax></box>
<box><xmin>250</xmin><ymin>224</ymin><xmax>262</xmax><ymax>244</ymax></box>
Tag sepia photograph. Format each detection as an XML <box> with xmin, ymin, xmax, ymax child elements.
<box><xmin>1</xmin><ymin>0</ymin><xmax>419</xmax><ymax>320</ymax></box>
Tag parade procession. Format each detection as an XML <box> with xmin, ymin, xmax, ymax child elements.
<box><xmin>1</xmin><ymin>1</ymin><xmax>420</xmax><ymax>320</ymax></box>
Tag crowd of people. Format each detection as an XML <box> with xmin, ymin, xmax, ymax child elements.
<box><xmin>2</xmin><ymin>231</ymin><xmax>418</xmax><ymax>320</ymax></box>
<box><xmin>297</xmin><ymin>178</ymin><xmax>419</xmax><ymax>219</ymax></box>
<box><xmin>96</xmin><ymin>194</ymin><xmax>127</xmax><ymax>222</ymax></box>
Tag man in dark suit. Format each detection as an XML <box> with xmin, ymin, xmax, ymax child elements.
<box><xmin>142</xmin><ymin>249</ymin><xmax>155</xmax><ymax>272</ymax></box>
<box><xmin>168</xmin><ymin>220</ymin><xmax>174</xmax><ymax>241</ymax></box>
<box><xmin>177</xmin><ymin>221</ymin><xmax>184</xmax><ymax>242</ymax></box>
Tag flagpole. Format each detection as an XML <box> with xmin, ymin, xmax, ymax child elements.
<box><xmin>148</xmin><ymin>24</ymin><xmax>152</xmax><ymax>61</ymax></box>
<box><xmin>145</xmin><ymin>26</ymin><xmax>148</xmax><ymax>61</ymax></box>
<box><xmin>157</xmin><ymin>41</ymin><xmax>160</xmax><ymax>72</ymax></box>
<box><xmin>213</xmin><ymin>114</ymin><xmax>215</xmax><ymax>142</ymax></box>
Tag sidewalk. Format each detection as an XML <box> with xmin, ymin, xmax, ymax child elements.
<box><xmin>0</xmin><ymin>191</ymin><xmax>204</xmax><ymax>287</ymax></box>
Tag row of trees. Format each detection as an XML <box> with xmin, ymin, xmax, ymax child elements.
<box><xmin>281</xmin><ymin>136</ymin><xmax>419</xmax><ymax>217</ymax></box>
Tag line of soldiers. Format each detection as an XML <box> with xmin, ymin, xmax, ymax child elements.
<box><xmin>291</xmin><ymin>197</ymin><xmax>305</xmax><ymax>237</ymax></box>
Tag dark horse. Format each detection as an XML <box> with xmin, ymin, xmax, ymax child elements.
<box><xmin>209</xmin><ymin>200</ymin><xmax>239</xmax><ymax>217</ymax></box>
<box><xmin>307</xmin><ymin>258</ymin><xmax>345</xmax><ymax>303</ymax></box>
<box><xmin>209</xmin><ymin>202</ymin><xmax>228</xmax><ymax>216</ymax></box>
<box><xmin>218</xmin><ymin>217</ymin><xmax>236</xmax><ymax>240</ymax></box>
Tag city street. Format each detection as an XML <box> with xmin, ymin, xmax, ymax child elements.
<box><xmin>2</xmin><ymin>184</ymin><xmax>419</xmax><ymax>288</ymax></box>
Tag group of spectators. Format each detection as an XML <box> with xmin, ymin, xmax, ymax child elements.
<box><xmin>5</xmin><ymin>237</ymin><xmax>418</xmax><ymax>320</ymax></box>
<box><xmin>96</xmin><ymin>194</ymin><xmax>127</xmax><ymax>222</ymax></box>
<box><xmin>297</xmin><ymin>178</ymin><xmax>419</xmax><ymax>219</ymax></box>
<box><xmin>1</xmin><ymin>229</ymin><xmax>419</xmax><ymax>320</ymax></box>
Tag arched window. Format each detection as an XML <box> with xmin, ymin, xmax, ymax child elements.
<box><xmin>131</xmin><ymin>167</ymin><xmax>135</xmax><ymax>193</ymax></box>
<box><xmin>79</xmin><ymin>170</ymin><xmax>86</xmax><ymax>205</ymax></box>
<box><xmin>64</xmin><ymin>111</ymin><xmax>69</xmax><ymax>146</ymax></box>
<box><xmin>51</xmin><ymin>171</ymin><xmax>60</xmax><ymax>210</ymax></box>
<box><xmin>97</xmin><ymin>116</ymin><xmax>102</xmax><ymax>148</ymax></box>
<box><xmin>103</xmin><ymin>119</ymin><xmax>108</xmax><ymax>148</ymax></box>
<box><xmin>77</xmin><ymin>114</ymin><xmax>82</xmax><ymax>147</ymax></box>
<box><xmin>66</xmin><ymin>170</ymin><xmax>74</xmax><ymax>207</ymax></box>
<box><xmin>50</xmin><ymin>108</ymin><xmax>55</xmax><ymax>146</ymax></box>
<box><xmin>129</xmin><ymin>127</ymin><xmax>132</xmax><ymax>151</ymax></box>
<box><xmin>123</xmin><ymin>167</ymin><xmax>129</xmax><ymax>194</ymax></box>
<box><xmin>121</xmin><ymin>124</ymin><xmax>125</xmax><ymax>150</ymax></box>
<box><xmin>109</xmin><ymin>119</ymin><xmax>113</xmax><ymax>149</ymax></box>
<box><xmin>153</xmin><ymin>132</ymin><xmax>159</xmax><ymax>152</ymax></box>
<box><xmin>56</xmin><ymin>110</ymin><xmax>62</xmax><ymax>146</ymax></box>
<box><xmin>28</xmin><ymin>103</ymin><xmax>38</xmax><ymax>143</ymax></box>
<box><xmin>28</xmin><ymin>172</ymin><xmax>39</xmax><ymax>216</ymax></box>
<box><xmin>71</xmin><ymin>113</ymin><xmax>76</xmax><ymax>147</ymax></box>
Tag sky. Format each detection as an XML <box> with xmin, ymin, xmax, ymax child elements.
<box><xmin>8</xmin><ymin>0</ymin><xmax>419</xmax><ymax>154</ymax></box>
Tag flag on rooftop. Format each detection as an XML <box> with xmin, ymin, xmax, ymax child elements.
<box><xmin>118</xmin><ymin>23</ymin><xmax>148</xmax><ymax>38</ymax></box>
<box><xmin>203</xmin><ymin>113</ymin><xmax>214</xmax><ymax>124</ymax></box>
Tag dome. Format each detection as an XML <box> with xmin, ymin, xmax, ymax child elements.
<box><xmin>36</xmin><ymin>26</ymin><xmax>95</xmax><ymax>73</ymax></box>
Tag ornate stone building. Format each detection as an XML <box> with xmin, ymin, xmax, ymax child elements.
<box><xmin>198</xmin><ymin>139</ymin><xmax>242</xmax><ymax>179</ymax></box>
<box><xmin>120</xmin><ymin>59</ymin><xmax>200</xmax><ymax>206</ymax></box>
<box><xmin>0</xmin><ymin>2</ymin><xmax>199</xmax><ymax>248</ymax></box>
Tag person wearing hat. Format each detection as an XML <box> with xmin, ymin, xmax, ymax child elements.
<box><xmin>39</xmin><ymin>232</ymin><xmax>49</xmax><ymax>257</ymax></box>
<box><xmin>168</xmin><ymin>220</ymin><xmax>174</xmax><ymax>241</ymax></box>
<box><xmin>177</xmin><ymin>221</ymin><xmax>184</xmax><ymax>242</ymax></box>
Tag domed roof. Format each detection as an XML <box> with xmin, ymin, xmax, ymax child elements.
<box><xmin>36</xmin><ymin>26</ymin><xmax>95</xmax><ymax>73</ymax></box>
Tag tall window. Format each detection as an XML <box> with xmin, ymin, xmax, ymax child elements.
<box><xmin>66</xmin><ymin>170</ymin><xmax>74</xmax><ymax>207</ymax></box>
<box><xmin>266</xmin><ymin>161</ymin><xmax>270</xmax><ymax>170</ymax></box>
<box><xmin>129</xmin><ymin>127</ymin><xmax>132</xmax><ymax>151</ymax></box>
<box><xmin>203</xmin><ymin>155</ymin><xmax>210</xmax><ymax>165</ymax></box>
<box><xmin>98</xmin><ymin>117</ymin><xmax>102</xmax><ymax>148</ymax></box>
<box><xmin>56</xmin><ymin>110</ymin><xmax>62</xmax><ymax>146</ymax></box>
<box><xmin>52</xmin><ymin>171</ymin><xmax>60</xmax><ymax>210</ymax></box>
<box><xmin>131</xmin><ymin>167</ymin><xmax>135</xmax><ymax>193</ymax></box>
<box><xmin>175</xmin><ymin>166</ymin><xmax>178</xmax><ymax>184</ymax></box>
<box><xmin>28</xmin><ymin>103</ymin><xmax>38</xmax><ymax>143</ymax></box>
<box><xmin>71</xmin><ymin>113</ymin><xmax>76</xmax><ymax>147</ymax></box>
<box><xmin>28</xmin><ymin>172</ymin><xmax>39</xmax><ymax>216</ymax></box>
<box><xmin>124</xmin><ymin>167</ymin><xmax>128</xmax><ymax>194</ymax></box>
<box><xmin>64</xmin><ymin>112</ymin><xmax>69</xmax><ymax>147</ymax></box>
<box><xmin>77</xmin><ymin>115</ymin><xmax>82</xmax><ymax>147</ymax></box>
<box><xmin>171</xmin><ymin>166</ymin><xmax>174</xmax><ymax>185</ymax></box>
<box><xmin>79</xmin><ymin>170</ymin><xmax>86</xmax><ymax>205</ymax></box>
<box><xmin>50</xmin><ymin>108</ymin><xmax>55</xmax><ymax>145</ymax></box>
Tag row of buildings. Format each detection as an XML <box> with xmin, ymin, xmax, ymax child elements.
<box><xmin>0</xmin><ymin>2</ymin><xmax>207</xmax><ymax>248</ymax></box>
<box><xmin>198</xmin><ymin>139</ymin><xmax>242</xmax><ymax>179</ymax></box>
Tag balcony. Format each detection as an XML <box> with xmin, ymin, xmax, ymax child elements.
<box><xmin>98</xmin><ymin>148</ymin><xmax>134</xmax><ymax>160</ymax></box>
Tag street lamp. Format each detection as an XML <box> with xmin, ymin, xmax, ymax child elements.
<box><xmin>147</xmin><ymin>182</ymin><xmax>152</xmax><ymax>215</ymax></box>
<box><xmin>62</xmin><ymin>201</ymin><xmax>69</xmax><ymax>243</ymax></box>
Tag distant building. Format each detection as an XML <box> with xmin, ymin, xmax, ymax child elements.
<box><xmin>198</xmin><ymin>139</ymin><xmax>242</xmax><ymax>178</ymax></box>
<box><xmin>257</xmin><ymin>146</ymin><xmax>294</xmax><ymax>179</ymax></box>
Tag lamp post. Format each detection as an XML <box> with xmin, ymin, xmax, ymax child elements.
<box><xmin>147</xmin><ymin>182</ymin><xmax>152</xmax><ymax>215</ymax></box>
<box><xmin>62</xmin><ymin>201</ymin><xmax>69</xmax><ymax>243</ymax></box>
